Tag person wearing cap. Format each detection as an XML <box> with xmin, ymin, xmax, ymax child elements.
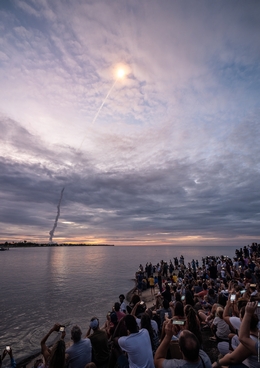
<box><xmin>86</xmin><ymin>318</ymin><xmax>110</xmax><ymax>368</ymax></box>
<box><xmin>66</xmin><ymin>325</ymin><xmax>92</xmax><ymax>368</ymax></box>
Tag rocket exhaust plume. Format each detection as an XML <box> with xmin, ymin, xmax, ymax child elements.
<box><xmin>79</xmin><ymin>67</ymin><xmax>128</xmax><ymax>150</ymax></box>
<box><xmin>49</xmin><ymin>187</ymin><xmax>65</xmax><ymax>242</ymax></box>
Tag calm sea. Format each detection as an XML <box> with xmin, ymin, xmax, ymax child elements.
<box><xmin>0</xmin><ymin>245</ymin><xmax>238</xmax><ymax>364</ymax></box>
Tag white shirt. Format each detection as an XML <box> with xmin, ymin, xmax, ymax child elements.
<box><xmin>119</xmin><ymin>328</ymin><xmax>155</xmax><ymax>368</ymax></box>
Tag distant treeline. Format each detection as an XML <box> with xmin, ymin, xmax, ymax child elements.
<box><xmin>1</xmin><ymin>242</ymin><xmax>114</xmax><ymax>247</ymax></box>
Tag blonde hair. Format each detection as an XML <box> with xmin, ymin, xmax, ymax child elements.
<box><xmin>216</xmin><ymin>307</ymin><xmax>224</xmax><ymax>319</ymax></box>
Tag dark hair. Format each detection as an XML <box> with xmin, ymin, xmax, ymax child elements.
<box><xmin>49</xmin><ymin>339</ymin><xmax>66</xmax><ymax>368</ymax></box>
<box><xmin>185</xmin><ymin>290</ymin><xmax>195</xmax><ymax>307</ymax></box>
<box><xmin>114</xmin><ymin>302</ymin><xmax>121</xmax><ymax>312</ymax></box>
<box><xmin>184</xmin><ymin>306</ymin><xmax>202</xmax><ymax>346</ymax></box>
<box><xmin>71</xmin><ymin>325</ymin><xmax>82</xmax><ymax>342</ymax></box>
<box><xmin>179</xmin><ymin>330</ymin><xmax>200</xmax><ymax>362</ymax></box>
<box><xmin>124</xmin><ymin>315</ymin><xmax>138</xmax><ymax>333</ymax></box>
<box><xmin>130</xmin><ymin>294</ymin><xmax>141</xmax><ymax>305</ymax></box>
<box><xmin>163</xmin><ymin>299</ymin><xmax>170</xmax><ymax>309</ymax></box>
<box><xmin>175</xmin><ymin>292</ymin><xmax>181</xmax><ymax>302</ymax></box>
<box><xmin>208</xmin><ymin>288</ymin><xmax>215</xmax><ymax>296</ymax></box>
<box><xmin>174</xmin><ymin>301</ymin><xmax>184</xmax><ymax>317</ymax></box>
<box><xmin>110</xmin><ymin>311</ymin><xmax>118</xmax><ymax>324</ymax></box>
<box><xmin>217</xmin><ymin>293</ymin><xmax>227</xmax><ymax>307</ymax></box>
<box><xmin>141</xmin><ymin>314</ymin><xmax>154</xmax><ymax>350</ymax></box>
<box><xmin>119</xmin><ymin>294</ymin><xmax>125</xmax><ymax>300</ymax></box>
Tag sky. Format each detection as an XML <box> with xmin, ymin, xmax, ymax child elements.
<box><xmin>0</xmin><ymin>0</ymin><xmax>260</xmax><ymax>246</ymax></box>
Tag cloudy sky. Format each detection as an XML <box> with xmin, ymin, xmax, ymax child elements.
<box><xmin>0</xmin><ymin>0</ymin><xmax>260</xmax><ymax>246</ymax></box>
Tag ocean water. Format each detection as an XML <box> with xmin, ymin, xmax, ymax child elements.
<box><xmin>0</xmin><ymin>245</ymin><xmax>238</xmax><ymax>364</ymax></box>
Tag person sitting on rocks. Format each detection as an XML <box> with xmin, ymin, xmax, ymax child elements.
<box><xmin>40</xmin><ymin>323</ymin><xmax>66</xmax><ymax>368</ymax></box>
<box><xmin>66</xmin><ymin>325</ymin><xmax>92</xmax><ymax>368</ymax></box>
<box><xmin>113</xmin><ymin>302</ymin><xmax>126</xmax><ymax>321</ymax></box>
<box><xmin>119</xmin><ymin>294</ymin><xmax>127</xmax><ymax>313</ymax></box>
<box><xmin>212</xmin><ymin>301</ymin><xmax>259</xmax><ymax>368</ymax></box>
<box><xmin>86</xmin><ymin>317</ymin><xmax>110</xmax><ymax>368</ymax></box>
<box><xmin>154</xmin><ymin>322</ymin><xmax>212</xmax><ymax>368</ymax></box>
<box><xmin>103</xmin><ymin>311</ymin><xmax>118</xmax><ymax>338</ymax></box>
<box><xmin>210</xmin><ymin>306</ymin><xmax>231</xmax><ymax>342</ymax></box>
<box><xmin>117</xmin><ymin>315</ymin><xmax>155</xmax><ymax>368</ymax></box>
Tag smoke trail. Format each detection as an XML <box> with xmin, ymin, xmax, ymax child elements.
<box><xmin>49</xmin><ymin>187</ymin><xmax>65</xmax><ymax>243</ymax></box>
<box><xmin>79</xmin><ymin>78</ymin><xmax>118</xmax><ymax>150</ymax></box>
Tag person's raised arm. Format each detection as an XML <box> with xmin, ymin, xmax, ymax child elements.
<box><xmin>238</xmin><ymin>301</ymin><xmax>258</xmax><ymax>354</ymax></box>
<box><xmin>6</xmin><ymin>348</ymin><xmax>16</xmax><ymax>368</ymax></box>
<box><xmin>154</xmin><ymin>320</ymin><xmax>177</xmax><ymax>368</ymax></box>
<box><xmin>212</xmin><ymin>342</ymin><xmax>252</xmax><ymax>368</ymax></box>
<box><xmin>131</xmin><ymin>301</ymin><xmax>140</xmax><ymax>317</ymax></box>
<box><xmin>0</xmin><ymin>349</ymin><xmax>7</xmax><ymax>368</ymax></box>
<box><xmin>223</xmin><ymin>295</ymin><xmax>236</xmax><ymax>331</ymax></box>
<box><xmin>40</xmin><ymin>323</ymin><xmax>60</xmax><ymax>361</ymax></box>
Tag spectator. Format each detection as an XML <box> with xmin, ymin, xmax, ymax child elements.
<box><xmin>86</xmin><ymin>317</ymin><xmax>110</xmax><ymax>368</ymax></box>
<box><xmin>184</xmin><ymin>305</ymin><xmax>202</xmax><ymax>347</ymax></box>
<box><xmin>154</xmin><ymin>322</ymin><xmax>211</xmax><ymax>368</ymax></box>
<box><xmin>117</xmin><ymin>315</ymin><xmax>154</xmax><ymax>368</ymax></box>
<box><xmin>40</xmin><ymin>323</ymin><xmax>66</xmax><ymax>368</ymax></box>
<box><xmin>210</xmin><ymin>307</ymin><xmax>231</xmax><ymax>342</ymax></box>
<box><xmin>148</xmin><ymin>274</ymin><xmax>156</xmax><ymax>297</ymax></box>
<box><xmin>212</xmin><ymin>301</ymin><xmax>259</xmax><ymax>368</ymax></box>
<box><xmin>66</xmin><ymin>325</ymin><xmax>92</xmax><ymax>368</ymax></box>
<box><xmin>119</xmin><ymin>294</ymin><xmax>127</xmax><ymax>313</ymax></box>
<box><xmin>103</xmin><ymin>311</ymin><xmax>118</xmax><ymax>338</ymax></box>
<box><xmin>113</xmin><ymin>302</ymin><xmax>125</xmax><ymax>321</ymax></box>
<box><xmin>0</xmin><ymin>347</ymin><xmax>16</xmax><ymax>368</ymax></box>
<box><xmin>157</xmin><ymin>299</ymin><xmax>172</xmax><ymax>330</ymax></box>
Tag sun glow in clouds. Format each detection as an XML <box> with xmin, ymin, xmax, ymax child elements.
<box><xmin>117</xmin><ymin>68</ymin><xmax>125</xmax><ymax>79</ymax></box>
<box><xmin>79</xmin><ymin>64</ymin><xmax>129</xmax><ymax>150</ymax></box>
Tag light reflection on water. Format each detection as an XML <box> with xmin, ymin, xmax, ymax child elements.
<box><xmin>0</xmin><ymin>245</ymin><xmax>237</xmax><ymax>363</ymax></box>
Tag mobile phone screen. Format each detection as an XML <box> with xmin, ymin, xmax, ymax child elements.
<box><xmin>172</xmin><ymin>320</ymin><xmax>185</xmax><ymax>325</ymax></box>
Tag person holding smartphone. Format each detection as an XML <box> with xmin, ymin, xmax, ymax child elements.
<box><xmin>0</xmin><ymin>347</ymin><xmax>16</xmax><ymax>368</ymax></box>
<box><xmin>154</xmin><ymin>320</ymin><xmax>212</xmax><ymax>368</ymax></box>
<box><xmin>40</xmin><ymin>323</ymin><xmax>66</xmax><ymax>368</ymax></box>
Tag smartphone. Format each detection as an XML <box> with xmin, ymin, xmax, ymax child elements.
<box><xmin>230</xmin><ymin>294</ymin><xmax>236</xmax><ymax>302</ymax></box>
<box><xmin>59</xmin><ymin>326</ymin><xmax>65</xmax><ymax>332</ymax></box>
<box><xmin>172</xmin><ymin>320</ymin><xmax>185</xmax><ymax>325</ymax></box>
<box><xmin>6</xmin><ymin>346</ymin><xmax>11</xmax><ymax>352</ymax></box>
<box><xmin>240</xmin><ymin>289</ymin><xmax>246</xmax><ymax>294</ymax></box>
<box><xmin>181</xmin><ymin>295</ymin><xmax>185</xmax><ymax>301</ymax></box>
<box><xmin>140</xmin><ymin>301</ymin><xmax>145</xmax><ymax>305</ymax></box>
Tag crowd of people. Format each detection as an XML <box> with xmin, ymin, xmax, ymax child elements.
<box><xmin>1</xmin><ymin>243</ymin><xmax>260</xmax><ymax>368</ymax></box>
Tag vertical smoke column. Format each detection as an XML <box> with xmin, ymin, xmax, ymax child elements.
<box><xmin>49</xmin><ymin>187</ymin><xmax>65</xmax><ymax>242</ymax></box>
